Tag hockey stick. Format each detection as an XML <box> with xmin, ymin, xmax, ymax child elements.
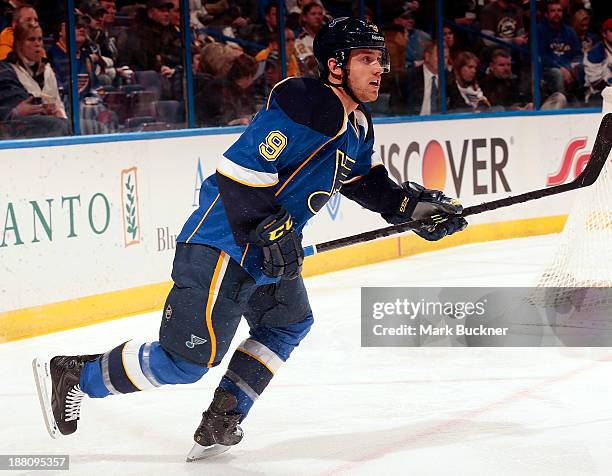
<box><xmin>303</xmin><ymin>113</ymin><xmax>612</xmax><ymax>257</ymax></box>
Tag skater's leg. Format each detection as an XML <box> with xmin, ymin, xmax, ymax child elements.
<box><xmin>187</xmin><ymin>313</ymin><xmax>313</xmax><ymax>461</ymax></box>
<box><xmin>38</xmin><ymin>244</ymin><xmax>254</xmax><ymax>437</ymax></box>
<box><xmin>219</xmin><ymin>315</ymin><xmax>313</xmax><ymax>416</ymax></box>
<box><xmin>216</xmin><ymin>276</ymin><xmax>314</xmax><ymax>418</ymax></box>
<box><xmin>80</xmin><ymin>341</ymin><xmax>208</xmax><ymax>398</ymax></box>
<box><xmin>80</xmin><ymin>243</ymin><xmax>253</xmax><ymax>398</ymax></box>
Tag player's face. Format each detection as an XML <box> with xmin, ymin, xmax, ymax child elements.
<box><xmin>347</xmin><ymin>49</ymin><xmax>384</xmax><ymax>103</ymax></box>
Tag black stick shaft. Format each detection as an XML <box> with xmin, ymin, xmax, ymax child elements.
<box><xmin>303</xmin><ymin>113</ymin><xmax>611</xmax><ymax>257</ymax></box>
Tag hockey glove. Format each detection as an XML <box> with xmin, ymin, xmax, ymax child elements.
<box><xmin>414</xmin><ymin>216</ymin><xmax>468</xmax><ymax>241</ymax></box>
<box><xmin>251</xmin><ymin>207</ymin><xmax>304</xmax><ymax>280</ymax></box>
<box><xmin>384</xmin><ymin>182</ymin><xmax>464</xmax><ymax>225</ymax></box>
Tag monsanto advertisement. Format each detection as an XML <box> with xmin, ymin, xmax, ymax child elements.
<box><xmin>0</xmin><ymin>112</ymin><xmax>602</xmax><ymax>312</ymax></box>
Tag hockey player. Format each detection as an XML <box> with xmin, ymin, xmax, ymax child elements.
<box><xmin>33</xmin><ymin>17</ymin><xmax>467</xmax><ymax>460</ymax></box>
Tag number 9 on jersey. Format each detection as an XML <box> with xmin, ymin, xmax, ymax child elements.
<box><xmin>259</xmin><ymin>131</ymin><xmax>288</xmax><ymax>161</ymax></box>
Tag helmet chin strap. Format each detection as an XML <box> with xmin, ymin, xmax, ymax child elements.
<box><xmin>327</xmin><ymin>67</ymin><xmax>362</xmax><ymax>105</ymax></box>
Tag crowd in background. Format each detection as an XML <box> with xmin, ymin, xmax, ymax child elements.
<box><xmin>0</xmin><ymin>0</ymin><xmax>609</xmax><ymax>139</ymax></box>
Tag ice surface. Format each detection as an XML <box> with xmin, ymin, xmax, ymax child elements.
<box><xmin>2</xmin><ymin>235</ymin><xmax>612</xmax><ymax>475</ymax></box>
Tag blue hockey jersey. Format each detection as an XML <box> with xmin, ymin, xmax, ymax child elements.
<box><xmin>178</xmin><ymin>77</ymin><xmax>404</xmax><ymax>284</ymax></box>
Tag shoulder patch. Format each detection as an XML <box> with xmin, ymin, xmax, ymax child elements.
<box><xmin>272</xmin><ymin>77</ymin><xmax>345</xmax><ymax>137</ymax></box>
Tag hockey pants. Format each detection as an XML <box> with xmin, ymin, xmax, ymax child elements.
<box><xmin>80</xmin><ymin>243</ymin><xmax>313</xmax><ymax>418</ymax></box>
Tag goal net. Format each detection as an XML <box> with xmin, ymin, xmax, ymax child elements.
<box><xmin>534</xmin><ymin>88</ymin><xmax>612</xmax><ymax>313</ymax></box>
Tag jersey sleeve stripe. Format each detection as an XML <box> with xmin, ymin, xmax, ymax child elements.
<box><xmin>217</xmin><ymin>156</ymin><xmax>279</xmax><ymax>187</ymax></box>
<box><xmin>275</xmin><ymin>113</ymin><xmax>348</xmax><ymax>197</ymax></box>
<box><xmin>185</xmin><ymin>193</ymin><xmax>220</xmax><ymax>243</ymax></box>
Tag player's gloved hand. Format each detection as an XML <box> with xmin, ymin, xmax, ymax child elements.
<box><xmin>384</xmin><ymin>181</ymin><xmax>464</xmax><ymax>225</ymax></box>
<box><xmin>251</xmin><ymin>207</ymin><xmax>304</xmax><ymax>280</ymax></box>
<box><xmin>414</xmin><ymin>216</ymin><xmax>468</xmax><ymax>241</ymax></box>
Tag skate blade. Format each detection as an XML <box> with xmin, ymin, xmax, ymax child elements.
<box><xmin>186</xmin><ymin>442</ymin><xmax>232</xmax><ymax>462</ymax></box>
<box><xmin>32</xmin><ymin>358</ymin><xmax>61</xmax><ymax>439</ymax></box>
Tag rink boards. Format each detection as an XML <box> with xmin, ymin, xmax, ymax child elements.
<box><xmin>0</xmin><ymin>112</ymin><xmax>602</xmax><ymax>341</ymax></box>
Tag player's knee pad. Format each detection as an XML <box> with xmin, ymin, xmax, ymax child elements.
<box><xmin>152</xmin><ymin>342</ymin><xmax>208</xmax><ymax>384</ymax></box>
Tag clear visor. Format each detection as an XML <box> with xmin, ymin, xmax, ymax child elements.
<box><xmin>379</xmin><ymin>49</ymin><xmax>391</xmax><ymax>73</ymax></box>
<box><xmin>347</xmin><ymin>48</ymin><xmax>391</xmax><ymax>73</ymax></box>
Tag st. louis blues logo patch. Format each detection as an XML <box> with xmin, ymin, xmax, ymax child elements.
<box><xmin>186</xmin><ymin>334</ymin><xmax>207</xmax><ymax>348</ymax></box>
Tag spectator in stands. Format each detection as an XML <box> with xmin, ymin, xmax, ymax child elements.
<box><xmin>80</xmin><ymin>0</ymin><xmax>121</xmax><ymax>86</ymax></box>
<box><xmin>442</xmin><ymin>0</ymin><xmax>476</xmax><ymax>27</ymax></box>
<box><xmin>0</xmin><ymin>23</ymin><xmax>70</xmax><ymax>138</ymax></box>
<box><xmin>100</xmin><ymin>0</ymin><xmax>116</xmax><ymax>26</ymax></box>
<box><xmin>196</xmin><ymin>52</ymin><xmax>257</xmax><ymax>126</ymax></box>
<box><xmin>170</xmin><ymin>0</ymin><xmax>180</xmax><ymax>31</ymax></box>
<box><xmin>383</xmin><ymin>24</ymin><xmax>407</xmax><ymax>76</ymax></box>
<box><xmin>47</xmin><ymin>17</ymin><xmax>96</xmax><ymax>106</ymax></box>
<box><xmin>193</xmin><ymin>41</ymin><xmax>240</xmax><ymax>102</ymax></box>
<box><xmin>480</xmin><ymin>48</ymin><xmax>533</xmax><ymax>110</ymax></box>
<box><xmin>294</xmin><ymin>2</ymin><xmax>323</xmax><ymax>62</ymax></box>
<box><xmin>255</xmin><ymin>48</ymin><xmax>281</xmax><ymax>101</ymax></box>
<box><xmin>0</xmin><ymin>4</ymin><xmax>38</xmax><ymax>61</ymax></box>
<box><xmin>199</xmin><ymin>0</ymin><xmax>231</xmax><ymax>25</ymax></box>
<box><xmin>537</xmin><ymin>0</ymin><xmax>582</xmax><ymax>99</ymax></box>
<box><xmin>196</xmin><ymin>41</ymin><xmax>241</xmax><ymax>78</ymax></box>
<box><xmin>389</xmin><ymin>41</ymin><xmax>447</xmax><ymax>116</ymax></box>
<box><xmin>403</xmin><ymin>8</ymin><xmax>431</xmax><ymax>69</ymax></box>
<box><xmin>119</xmin><ymin>0</ymin><xmax>180</xmax><ymax>72</ymax></box>
<box><xmin>189</xmin><ymin>0</ymin><xmax>212</xmax><ymax>29</ymax></box>
<box><xmin>443</xmin><ymin>26</ymin><xmax>460</xmax><ymax>71</ymax></box>
<box><xmin>237</xmin><ymin>1</ymin><xmax>276</xmax><ymax>55</ymax></box>
<box><xmin>447</xmin><ymin>51</ymin><xmax>491</xmax><ymax>112</ymax></box>
<box><xmin>479</xmin><ymin>0</ymin><xmax>528</xmax><ymax>48</ymax></box>
<box><xmin>383</xmin><ymin>7</ymin><xmax>410</xmax><ymax>74</ymax></box>
<box><xmin>570</xmin><ymin>8</ymin><xmax>596</xmax><ymax>54</ymax></box>
<box><xmin>214</xmin><ymin>0</ymin><xmax>258</xmax><ymax>30</ymax></box>
<box><xmin>584</xmin><ymin>18</ymin><xmax>612</xmax><ymax>104</ymax></box>
<box><xmin>254</xmin><ymin>27</ymin><xmax>299</xmax><ymax>77</ymax></box>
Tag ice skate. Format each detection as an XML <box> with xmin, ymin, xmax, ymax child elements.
<box><xmin>186</xmin><ymin>387</ymin><xmax>244</xmax><ymax>462</ymax></box>
<box><xmin>32</xmin><ymin>354</ymin><xmax>101</xmax><ymax>438</ymax></box>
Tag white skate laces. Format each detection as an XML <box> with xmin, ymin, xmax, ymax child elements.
<box><xmin>64</xmin><ymin>384</ymin><xmax>86</xmax><ymax>422</ymax></box>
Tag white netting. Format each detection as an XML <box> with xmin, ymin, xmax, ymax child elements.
<box><xmin>533</xmin><ymin>88</ymin><xmax>612</xmax><ymax>315</ymax></box>
<box><xmin>535</xmin><ymin>153</ymin><xmax>612</xmax><ymax>288</ymax></box>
